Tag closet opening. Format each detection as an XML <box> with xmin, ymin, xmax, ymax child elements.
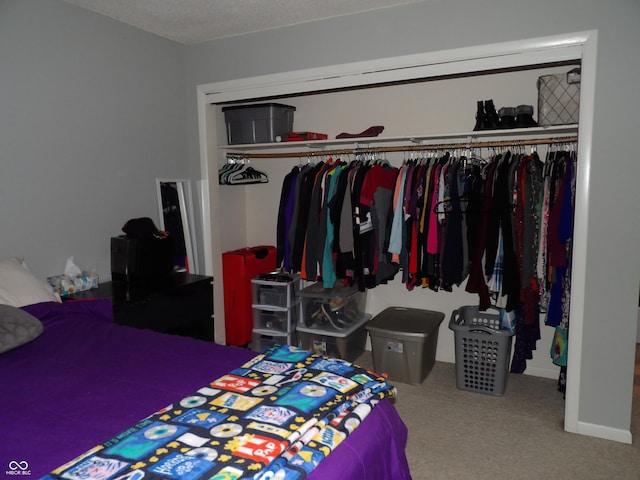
<box><xmin>197</xmin><ymin>30</ymin><xmax>611</xmax><ymax>441</ymax></box>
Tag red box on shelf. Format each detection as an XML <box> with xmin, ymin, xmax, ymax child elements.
<box><xmin>283</xmin><ymin>131</ymin><xmax>328</xmax><ymax>142</ymax></box>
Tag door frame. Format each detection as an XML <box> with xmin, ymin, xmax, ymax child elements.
<box><xmin>197</xmin><ymin>30</ymin><xmax>599</xmax><ymax>439</ymax></box>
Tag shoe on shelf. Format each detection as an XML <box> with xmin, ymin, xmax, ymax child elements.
<box><xmin>473</xmin><ymin>100</ymin><xmax>487</xmax><ymax>131</ymax></box>
<box><xmin>515</xmin><ymin>104</ymin><xmax>538</xmax><ymax>128</ymax></box>
<box><xmin>498</xmin><ymin>107</ymin><xmax>516</xmax><ymax>129</ymax></box>
<box><xmin>484</xmin><ymin>99</ymin><xmax>500</xmax><ymax>130</ymax></box>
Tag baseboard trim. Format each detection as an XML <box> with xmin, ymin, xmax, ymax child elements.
<box><xmin>574</xmin><ymin>421</ymin><xmax>633</xmax><ymax>444</ymax></box>
<box><xmin>523</xmin><ymin>365</ymin><xmax>560</xmax><ymax>380</ymax></box>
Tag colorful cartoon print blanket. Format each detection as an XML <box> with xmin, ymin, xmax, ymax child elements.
<box><xmin>43</xmin><ymin>344</ymin><xmax>397</xmax><ymax>480</ymax></box>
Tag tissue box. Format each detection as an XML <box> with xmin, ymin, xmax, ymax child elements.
<box><xmin>48</xmin><ymin>273</ymin><xmax>99</xmax><ymax>297</ymax></box>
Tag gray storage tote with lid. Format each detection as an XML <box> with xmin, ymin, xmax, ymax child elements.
<box><xmin>367</xmin><ymin>307</ymin><xmax>444</xmax><ymax>385</ymax></box>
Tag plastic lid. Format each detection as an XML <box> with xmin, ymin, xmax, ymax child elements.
<box><xmin>296</xmin><ymin>281</ymin><xmax>360</xmax><ymax>299</ymax></box>
<box><xmin>222</xmin><ymin>103</ymin><xmax>296</xmax><ymax>111</ymax></box>
<box><xmin>367</xmin><ymin>307</ymin><xmax>444</xmax><ymax>338</ymax></box>
<box><xmin>297</xmin><ymin>313</ymin><xmax>371</xmax><ymax>338</ymax></box>
<box><xmin>253</xmin><ymin>271</ymin><xmax>299</xmax><ymax>283</ymax></box>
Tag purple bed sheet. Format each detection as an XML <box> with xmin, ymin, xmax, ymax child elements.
<box><xmin>0</xmin><ymin>300</ymin><xmax>411</xmax><ymax>479</ymax></box>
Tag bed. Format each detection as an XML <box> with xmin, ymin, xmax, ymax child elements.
<box><xmin>0</xmin><ymin>262</ymin><xmax>411</xmax><ymax>480</ymax></box>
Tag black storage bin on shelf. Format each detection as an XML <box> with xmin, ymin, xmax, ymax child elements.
<box><xmin>222</xmin><ymin>103</ymin><xmax>295</xmax><ymax>144</ymax></box>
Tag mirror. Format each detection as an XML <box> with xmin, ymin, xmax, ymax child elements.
<box><xmin>156</xmin><ymin>179</ymin><xmax>199</xmax><ymax>274</ymax></box>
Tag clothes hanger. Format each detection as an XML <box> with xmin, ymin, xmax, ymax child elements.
<box><xmin>469</xmin><ymin>146</ymin><xmax>488</xmax><ymax>166</ymax></box>
<box><xmin>222</xmin><ymin>159</ymin><xmax>247</xmax><ymax>185</ymax></box>
<box><xmin>227</xmin><ymin>162</ymin><xmax>269</xmax><ymax>185</ymax></box>
<box><xmin>219</xmin><ymin>154</ymin><xmax>244</xmax><ymax>184</ymax></box>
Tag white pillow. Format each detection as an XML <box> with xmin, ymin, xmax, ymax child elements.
<box><xmin>0</xmin><ymin>258</ymin><xmax>61</xmax><ymax>307</ymax></box>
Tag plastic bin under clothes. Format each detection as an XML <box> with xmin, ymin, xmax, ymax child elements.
<box><xmin>296</xmin><ymin>282</ymin><xmax>366</xmax><ymax>333</ymax></box>
<box><xmin>366</xmin><ymin>307</ymin><xmax>445</xmax><ymax>385</ymax></box>
<box><xmin>297</xmin><ymin>314</ymin><xmax>371</xmax><ymax>362</ymax></box>
<box><xmin>448</xmin><ymin>306</ymin><xmax>515</xmax><ymax>396</ymax></box>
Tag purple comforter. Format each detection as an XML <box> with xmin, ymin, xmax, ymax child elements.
<box><xmin>0</xmin><ymin>300</ymin><xmax>410</xmax><ymax>479</ymax></box>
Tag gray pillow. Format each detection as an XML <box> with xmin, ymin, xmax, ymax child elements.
<box><xmin>0</xmin><ymin>304</ymin><xmax>44</xmax><ymax>354</ymax></box>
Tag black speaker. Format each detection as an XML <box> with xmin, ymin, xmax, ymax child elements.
<box><xmin>111</xmin><ymin>236</ymin><xmax>173</xmax><ymax>283</ymax></box>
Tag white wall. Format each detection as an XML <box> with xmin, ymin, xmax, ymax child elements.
<box><xmin>0</xmin><ymin>0</ymin><xmax>189</xmax><ymax>279</ymax></box>
<box><xmin>185</xmin><ymin>0</ymin><xmax>640</xmax><ymax>441</ymax></box>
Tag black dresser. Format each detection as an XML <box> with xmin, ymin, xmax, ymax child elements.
<box><xmin>66</xmin><ymin>273</ymin><xmax>214</xmax><ymax>341</ymax></box>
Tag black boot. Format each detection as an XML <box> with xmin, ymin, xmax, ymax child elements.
<box><xmin>515</xmin><ymin>105</ymin><xmax>538</xmax><ymax>128</ymax></box>
<box><xmin>484</xmin><ymin>99</ymin><xmax>500</xmax><ymax>130</ymax></box>
<box><xmin>498</xmin><ymin>107</ymin><xmax>516</xmax><ymax>129</ymax></box>
<box><xmin>473</xmin><ymin>101</ymin><xmax>487</xmax><ymax>131</ymax></box>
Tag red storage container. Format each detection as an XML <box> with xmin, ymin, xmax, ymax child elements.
<box><xmin>222</xmin><ymin>246</ymin><xmax>276</xmax><ymax>346</ymax></box>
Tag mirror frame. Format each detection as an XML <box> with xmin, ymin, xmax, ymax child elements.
<box><xmin>156</xmin><ymin>178</ymin><xmax>199</xmax><ymax>274</ymax></box>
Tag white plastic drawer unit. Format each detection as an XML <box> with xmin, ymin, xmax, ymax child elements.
<box><xmin>252</xmin><ymin>304</ymin><xmax>300</xmax><ymax>334</ymax></box>
<box><xmin>251</xmin><ymin>272</ymin><xmax>301</xmax><ymax>309</ymax></box>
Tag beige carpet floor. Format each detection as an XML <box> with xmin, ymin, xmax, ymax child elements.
<box><xmin>354</xmin><ymin>346</ymin><xmax>640</xmax><ymax>480</ymax></box>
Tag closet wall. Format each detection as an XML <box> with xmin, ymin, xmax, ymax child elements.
<box><xmin>189</xmin><ymin>0</ymin><xmax>640</xmax><ymax>443</ymax></box>
<box><xmin>219</xmin><ymin>65</ymin><xmax>576</xmax><ymax>378</ymax></box>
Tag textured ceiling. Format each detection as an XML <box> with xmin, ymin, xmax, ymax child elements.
<box><xmin>63</xmin><ymin>0</ymin><xmax>421</xmax><ymax>45</ymax></box>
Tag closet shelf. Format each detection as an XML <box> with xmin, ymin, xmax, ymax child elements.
<box><xmin>220</xmin><ymin>124</ymin><xmax>579</xmax><ymax>153</ymax></box>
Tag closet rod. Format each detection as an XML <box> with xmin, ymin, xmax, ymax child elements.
<box><xmin>227</xmin><ymin>135</ymin><xmax>578</xmax><ymax>159</ymax></box>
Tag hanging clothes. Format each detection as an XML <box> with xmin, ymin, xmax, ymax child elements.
<box><xmin>301</xmin><ymin>159</ymin><xmax>337</xmax><ymax>280</ymax></box>
<box><xmin>276</xmin><ymin>166</ymin><xmax>301</xmax><ymax>270</ymax></box>
<box><xmin>358</xmin><ymin>163</ymin><xmax>399</xmax><ymax>288</ymax></box>
<box><xmin>321</xmin><ymin>162</ymin><xmax>344</xmax><ymax>288</ymax></box>
<box><xmin>278</xmin><ymin>157</ymin><xmax>399</xmax><ymax>290</ymax></box>
<box><xmin>509</xmin><ymin>153</ymin><xmax>544</xmax><ymax>373</ymax></box>
<box><xmin>545</xmin><ymin>151</ymin><xmax>577</xmax><ymax>369</ymax></box>
<box><xmin>466</xmin><ymin>158</ymin><xmax>497</xmax><ymax>310</ymax></box>
<box><xmin>275</xmin><ymin>142</ymin><xmax>577</xmax><ymax>376</ymax></box>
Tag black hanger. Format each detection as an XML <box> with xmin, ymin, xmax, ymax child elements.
<box><xmin>227</xmin><ymin>164</ymin><xmax>269</xmax><ymax>185</ymax></box>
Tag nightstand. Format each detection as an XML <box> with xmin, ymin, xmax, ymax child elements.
<box><xmin>66</xmin><ymin>273</ymin><xmax>214</xmax><ymax>341</ymax></box>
